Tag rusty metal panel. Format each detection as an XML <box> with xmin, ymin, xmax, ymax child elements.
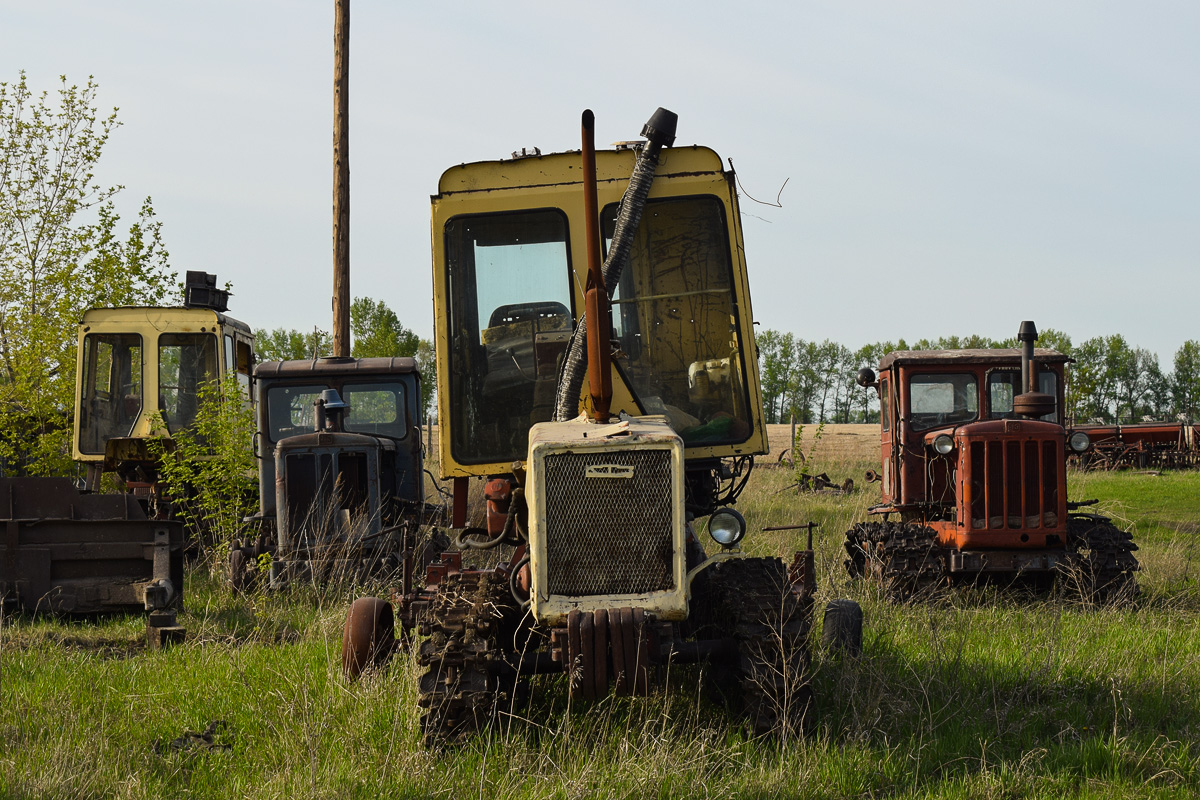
<box><xmin>879</xmin><ymin>348</ymin><xmax>1070</xmax><ymax>370</ymax></box>
<box><xmin>0</xmin><ymin>478</ymin><xmax>182</xmax><ymax>614</ymax></box>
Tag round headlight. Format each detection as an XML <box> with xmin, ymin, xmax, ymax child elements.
<box><xmin>1069</xmin><ymin>431</ymin><xmax>1091</xmax><ymax>453</ymax></box>
<box><xmin>933</xmin><ymin>434</ymin><xmax>954</xmax><ymax>455</ymax></box>
<box><xmin>708</xmin><ymin>508</ymin><xmax>746</xmax><ymax>548</ymax></box>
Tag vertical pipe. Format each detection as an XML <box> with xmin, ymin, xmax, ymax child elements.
<box><xmin>332</xmin><ymin>0</ymin><xmax>351</xmax><ymax>357</ymax></box>
<box><xmin>452</xmin><ymin>476</ymin><xmax>468</xmax><ymax>528</ymax></box>
<box><xmin>1017</xmin><ymin>320</ymin><xmax>1037</xmax><ymax>395</ymax></box>
<box><xmin>581</xmin><ymin>110</ymin><xmax>611</xmax><ymax>421</ymax></box>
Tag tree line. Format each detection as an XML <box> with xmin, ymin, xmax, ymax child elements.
<box><xmin>757</xmin><ymin>328</ymin><xmax>1200</xmax><ymax>427</ymax></box>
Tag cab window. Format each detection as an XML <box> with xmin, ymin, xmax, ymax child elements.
<box><xmin>909</xmin><ymin>373</ymin><xmax>978</xmax><ymax>431</ymax></box>
<box><xmin>443</xmin><ymin>209</ymin><xmax>573</xmax><ymax>465</ymax></box>
<box><xmin>602</xmin><ymin>196</ymin><xmax>751</xmax><ymax>446</ymax></box>
<box><xmin>78</xmin><ymin>333</ymin><xmax>143</xmax><ymax>454</ymax></box>
<box><xmin>158</xmin><ymin>333</ymin><xmax>218</xmax><ymax>432</ymax></box>
<box><xmin>344</xmin><ymin>381</ymin><xmax>408</xmax><ymax>439</ymax></box>
<box><xmin>880</xmin><ymin>376</ymin><xmax>890</xmax><ymax>433</ymax></box>
<box><xmin>266</xmin><ymin>384</ymin><xmax>328</xmax><ymax>442</ymax></box>
<box><xmin>987</xmin><ymin>370</ymin><xmax>1059</xmax><ymax>423</ymax></box>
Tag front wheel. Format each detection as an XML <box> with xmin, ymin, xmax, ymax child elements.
<box><xmin>821</xmin><ymin>598</ymin><xmax>863</xmax><ymax>656</ymax></box>
<box><xmin>693</xmin><ymin>557</ymin><xmax>812</xmax><ymax>737</ymax></box>
<box><xmin>342</xmin><ymin>597</ymin><xmax>395</xmax><ymax>678</ymax></box>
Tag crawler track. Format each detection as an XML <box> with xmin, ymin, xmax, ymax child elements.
<box><xmin>1066</xmin><ymin>514</ymin><xmax>1140</xmax><ymax>602</ymax></box>
<box><xmin>844</xmin><ymin>521</ymin><xmax>946</xmax><ymax>599</ymax></box>
<box><xmin>844</xmin><ymin>518</ymin><xmax>1139</xmax><ymax>602</ymax></box>
<box><xmin>416</xmin><ymin>570</ymin><xmax>521</xmax><ymax>745</ymax></box>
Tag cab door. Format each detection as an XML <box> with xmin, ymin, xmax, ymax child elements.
<box><xmin>879</xmin><ymin>372</ymin><xmax>897</xmax><ymax>504</ymax></box>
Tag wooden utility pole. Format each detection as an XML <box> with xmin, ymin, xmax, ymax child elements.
<box><xmin>332</xmin><ymin>0</ymin><xmax>351</xmax><ymax>357</ymax></box>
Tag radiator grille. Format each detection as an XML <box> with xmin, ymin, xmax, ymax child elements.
<box><xmin>968</xmin><ymin>438</ymin><xmax>1059</xmax><ymax>530</ymax></box>
<box><xmin>541</xmin><ymin>448</ymin><xmax>675</xmax><ymax>597</ymax></box>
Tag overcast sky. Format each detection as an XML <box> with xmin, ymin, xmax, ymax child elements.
<box><xmin>5</xmin><ymin>1</ymin><xmax>1197</xmax><ymax>366</ymax></box>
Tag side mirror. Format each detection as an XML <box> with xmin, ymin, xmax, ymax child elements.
<box><xmin>855</xmin><ymin>368</ymin><xmax>877</xmax><ymax>388</ymax></box>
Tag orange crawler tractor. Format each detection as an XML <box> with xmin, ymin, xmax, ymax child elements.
<box><xmin>845</xmin><ymin>321</ymin><xmax>1139</xmax><ymax>600</ymax></box>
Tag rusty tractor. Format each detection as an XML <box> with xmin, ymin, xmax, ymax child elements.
<box><xmin>1</xmin><ymin>272</ymin><xmax>253</xmax><ymax>637</ymax></box>
<box><xmin>1072</xmin><ymin>420</ymin><xmax>1198</xmax><ymax>471</ymax></box>
<box><xmin>229</xmin><ymin>356</ymin><xmax>434</xmax><ymax>590</ymax></box>
<box><xmin>342</xmin><ymin>108</ymin><xmax>857</xmax><ymax>744</ymax></box>
<box><xmin>844</xmin><ymin>321</ymin><xmax>1139</xmax><ymax>601</ymax></box>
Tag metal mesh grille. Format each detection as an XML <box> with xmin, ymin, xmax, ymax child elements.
<box><xmin>542</xmin><ymin>448</ymin><xmax>675</xmax><ymax>597</ymax></box>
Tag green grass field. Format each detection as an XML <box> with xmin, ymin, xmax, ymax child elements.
<box><xmin>3</xmin><ymin>454</ymin><xmax>1200</xmax><ymax>799</ymax></box>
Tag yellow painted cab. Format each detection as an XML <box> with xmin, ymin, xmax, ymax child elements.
<box><xmin>73</xmin><ymin>271</ymin><xmax>255</xmax><ymax>489</ymax></box>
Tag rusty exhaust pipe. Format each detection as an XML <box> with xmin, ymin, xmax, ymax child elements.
<box><xmin>1014</xmin><ymin>320</ymin><xmax>1055</xmax><ymax>419</ymax></box>
<box><xmin>1018</xmin><ymin>320</ymin><xmax>1038</xmax><ymax>394</ymax></box>
<box><xmin>581</xmin><ymin>110</ymin><xmax>612</xmax><ymax>421</ymax></box>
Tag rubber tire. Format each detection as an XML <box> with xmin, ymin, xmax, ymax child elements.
<box><xmin>342</xmin><ymin>597</ymin><xmax>395</xmax><ymax>679</ymax></box>
<box><xmin>821</xmin><ymin>598</ymin><xmax>863</xmax><ymax>657</ymax></box>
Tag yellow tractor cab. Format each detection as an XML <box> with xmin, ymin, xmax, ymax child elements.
<box><xmin>73</xmin><ymin>271</ymin><xmax>255</xmax><ymax>490</ymax></box>
<box><xmin>433</xmin><ymin>139</ymin><xmax>767</xmax><ymax>484</ymax></box>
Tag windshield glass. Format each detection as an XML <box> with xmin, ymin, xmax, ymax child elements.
<box><xmin>909</xmin><ymin>372</ymin><xmax>978</xmax><ymax>431</ymax></box>
<box><xmin>79</xmin><ymin>333</ymin><xmax>143</xmax><ymax>454</ymax></box>
<box><xmin>987</xmin><ymin>369</ymin><xmax>1059</xmax><ymax>423</ymax></box>
<box><xmin>344</xmin><ymin>382</ymin><xmax>408</xmax><ymax>439</ymax></box>
<box><xmin>602</xmin><ymin>196</ymin><xmax>751</xmax><ymax>446</ymax></box>
<box><xmin>158</xmin><ymin>333</ymin><xmax>217</xmax><ymax>433</ymax></box>
<box><xmin>266</xmin><ymin>384</ymin><xmax>329</xmax><ymax>442</ymax></box>
<box><xmin>444</xmin><ymin>209</ymin><xmax>573</xmax><ymax>465</ymax></box>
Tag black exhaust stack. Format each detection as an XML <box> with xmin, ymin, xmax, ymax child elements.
<box><xmin>1014</xmin><ymin>320</ymin><xmax>1055</xmax><ymax>419</ymax></box>
<box><xmin>1018</xmin><ymin>320</ymin><xmax>1037</xmax><ymax>394</ymax></box>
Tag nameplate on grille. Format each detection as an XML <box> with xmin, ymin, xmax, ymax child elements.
<box><xmin>585</xmin><ymin>464</ymin><xmax>635</xmax><ymax>480</ymax></box>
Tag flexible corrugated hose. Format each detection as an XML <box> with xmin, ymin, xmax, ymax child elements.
<box><xmin>553</xmin><ymin>108</ymin><xmax>677</xmax><ymax>422</ymax></box>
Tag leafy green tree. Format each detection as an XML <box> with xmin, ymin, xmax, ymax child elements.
<box><xmin>414</xmin><ymin>337</ymin><xmax>436</xmax><ymax>422</ymax></box>
<box><xmin>349</xmin><ymin>297</ymin><xmax>420</xmax><ymax>360</ymax></box>
<box><xmin>851</xmin><ymin>343</ymin><xmax>886</xmax><ymax>423</ymax></box>
<box><xmin>1172</xmin><ymin>341</ymin><xmax>1200</xmax><ymax>421</ymax></box>
<box><xmin>813</xmin><ymin>340</ymin><xmax>851</xmax><ymax>423</ymax></box>
<box><xmin>1070</xmin><ymin>338</ymin><xmax>1109</xmax><ymax>423</ymax></box>
<box><xmin>255</xmin><ymin>327</ymin><xmax>331</xmax><ymax>363</ymax></box>
<box><xmin>0</xmin><ymin>72</ymin><xmax>173</xmax><ymax>476</ymax></box>
<box><xmin>1037</xmin><ymin>328</ymin><xmax>1072</xmax><ymax>357</ymax></box>
<box><xmin>755</xmin><ymin>329</ymin><xmax>794</xmax><ymax>423</ymax></box>
<box><xmin>1105</xmin><ymin>337</ymin><xmax>1161</xmax><ymax>423</ymax></box>
<box><xmin>349</xmin><ymin>296</ymin><xmax>432</xmax><ymax>419</ymax></box>
<box><xmin>150</xmin><ymin>378</ymin><xmax>256</xmax><ymax>566</ymax></box>
<box><xmin>788</xmin><ymin>339</ymin><xmax>822</xmax><ymax>425</ymax></box>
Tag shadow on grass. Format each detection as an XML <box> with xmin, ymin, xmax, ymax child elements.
<box><xmin>810</xmin><ymin>615</ymin><xmax>1200</xmax><ymax>792</ymax></box>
